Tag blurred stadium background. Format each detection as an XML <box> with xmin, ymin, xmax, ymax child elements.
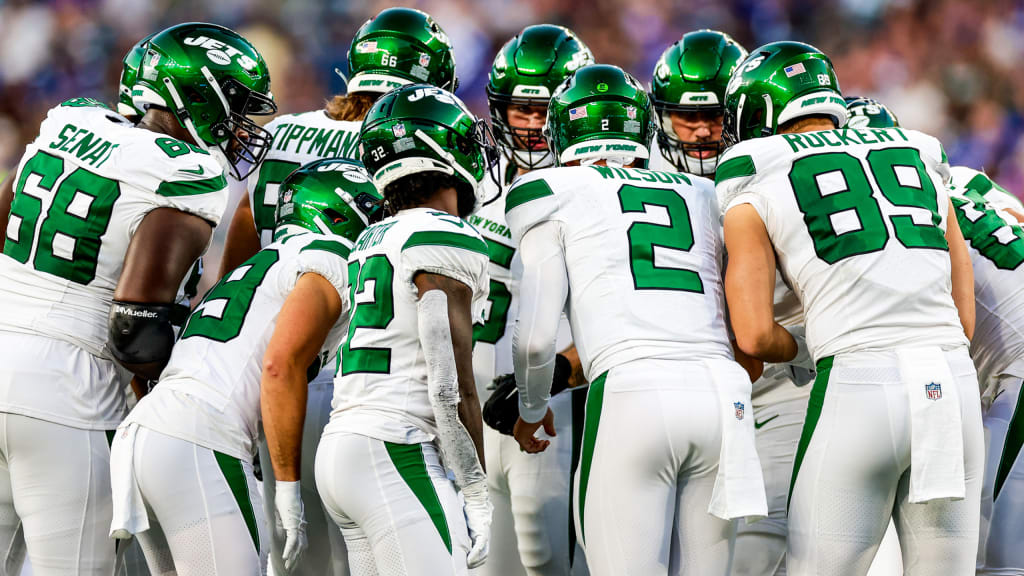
<box><xmin>0</xmin><ymin>0</ymin><xmax>1019</xmax><ymax>290</ymax></box>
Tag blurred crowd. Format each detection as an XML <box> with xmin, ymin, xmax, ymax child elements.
<box><xmin>0</xmin><ymin>0</ymin><xmax>1021</xmax><ymax>196</ymax></box>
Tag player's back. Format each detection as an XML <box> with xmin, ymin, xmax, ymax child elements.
<box><xmin>248</xmin><ymin>110</ymin><xmax>362</xmax><ymax>246</ymax></box>
<box><xmin>506</xmin><ymin>165</ymin><xmax>733</xmax><ymax>380</ymax></box>
<box><xmin>126</xmin><ymin>230</ymin><xmax>351</xmax><ymax>460</ymax></box>
<box><xmin>716</xmin><ymin>126</ymin><xmax>967</xmax><ymax>360</ymax></box>
<box><xmin>948</xmin><ymin>185</ymin><xmax>1024</xmax><ymax>392</ymax></box>
<box><xmin>0</xmin><ymin>99</ymin><xmax>227</xmax><ymax>360</ymax></box>
<box><xmin>326</xmin><ymin>208</ymin><xmax>489</xmax><ymax>444</ymax></box>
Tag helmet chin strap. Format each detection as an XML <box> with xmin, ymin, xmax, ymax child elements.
<box><xmin>162</xmin><ymin>76</ymin><xmax>208</xmax><ymax>152</ymax></box>
<box><xmin>414</xmin><ymin>129</ymin><xmax>479</xmax><ymax>191</ymax></box>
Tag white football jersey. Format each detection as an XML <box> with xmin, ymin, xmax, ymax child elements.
<box><xmin>124</xmin><ymin>230</ymin><xmax>352</xmax><ymax>460</ymax></box>
<box><xmin>947</xmin><ymin>180</ymin><xmax>1024</xmax><ymax>395</ymax></box>
<box><xmin>506</xmin><ymin>165</ymin><xmax>733</xmax><ymax>381</ymax></box>
<box><xmin>248</xmin><ymin>110</ymin><xmax>362</xmax><ymax>247</ymax></box>
<box><xmin>717</xmin><ymin>127</ymin><xmax>968</xmax><ymax>361</ymax></box>
<box><xmin>0</xmin><ymin>99</ymin><xmax>228</xmax><ymax>428</ymax></box>
<box><xmin>467</xmin><ymin>161</ymin><xmax>523</xmax><ymax>390</ymax></box>
<box><xmin>949</xmin><ymin>165</ymin><xmax>1024</xmax><ymax>214</ymax></box>
<box><xmin>325</xmin><ymin>208</ymin><xmax>490</xmax><ymax>444</ymax></box>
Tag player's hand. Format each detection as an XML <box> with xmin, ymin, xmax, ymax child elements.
<box><xmin>274</xmin><ymin>481</ymin><xmax>308</xmax><ymax>573</ymax></box>
<box><xmin>482</xmin><ymin>374</ymin><xmax>519</xmax><ymax>435</ymax></box>
<box><xmin>512</xmin><ymin>408</ymin><xmax>556</xmax><ymax>453</ymax></box>
<box><xmin>462</xmin><ymin>480</ymin><xmax>492</xmax><ymax>568</ymax></box>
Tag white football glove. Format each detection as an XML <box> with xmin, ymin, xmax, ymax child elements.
<box><xmin>462</xmin><ymin>480</ymin><xmax>492</xmax><ymax>568</ymax></box>
<box><xmin>274</xmin><ymin>481</ymin><xmax>308</xmax><ymax>573</ymax></box>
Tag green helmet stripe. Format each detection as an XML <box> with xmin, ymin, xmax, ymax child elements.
<box><xmin>402</xmin><ymin>230</ymin><xmax>488</xmax><ymax>256</ymax></box>
<box><xmin>156</xmin><ymin>175</ymin><xmax>228</xmax><ymax>197</ymax></box>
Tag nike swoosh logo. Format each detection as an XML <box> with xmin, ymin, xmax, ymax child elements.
<box><xmin>180</xmin><ymin>165</ymin><xmax>205</xmax><ymax>175</ymax></box>
<box><xmin>754</xmin><ymin>414</ymin><xmax>779</xmax><ymax>430</ymax></box>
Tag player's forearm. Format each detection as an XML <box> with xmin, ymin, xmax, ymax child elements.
<box><xmin>218</xmin><ymin>193</ymin><xmax>261</xmax><ymax>279</ymax></box>
<box><xmin>418</xmin><ymin>290</ymin><xmax>485</xmax><ymax>487</ymax></box>
<box><xmin>514</xmin><ymin>221</ymin><xmax>569</xmax><ymax>423</ymax></box>
<box><xmin>946</xmin><ymin>200</ymin><xmax>975</xmax><ymax>340</ymax></box>
<box><xmin>260</xmin><ymin>359</ymin><xmax>307</xmax><ymax>482</ymax></box>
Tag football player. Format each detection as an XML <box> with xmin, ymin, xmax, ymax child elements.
<box><xmin>315</xmin><ymin>84</ymin><xmax>495</xmax><ymax>574</ymax></box>
<box><xmin>476</xmin><ymin>24</ymin><xmax>593</xmax><ymax>576</ymax></box>
<box><xmin>110</xmin><ymin>159</ymin><xmax>380</xmax><ymax>574</ymax></box>
<box><xmin>0</xmin><ymin>22</ymin><xmax>274</xmax><ymax>575</ymax></box>
<box><xmin>215</xmin><ymin>8</ymin><xmax>460</xmax><ymax>576</ymax></box>
<box><xmin>848</xmin><ymin>94</ymin><xmax>1024</xmax><ymax>576</ymax></box>
<box><xmin>719</xmin><ymin>42</ymin><xmax>982</xmax><ymax>575</ymax></box>
<box><xmin>508</xmin><ymin>64</ymin><xmax>766</xmax><ymax>575</ymax></box>
<box><xmin>650</xmin><ymin>30</ymin><xmax>746</xmax><ymax>177</ymax></box>
<box><xmin>652</xmin><ymin>31</ymin><xmax>815</xmax><ymax>576</ymax></box>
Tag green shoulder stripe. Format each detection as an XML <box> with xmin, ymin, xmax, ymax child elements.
<box><xmin>402</xmin><ymin>230</ymin><xmax>488</xmax><ymax>256</ymax></box>
<box><xmin>715</xmin><ymin>155</ymin><xmax>756</xmax><ymax>185</ymax></box>
<box><xmin>965</xmin><ymin>172</ymin><xmax>996</xmax><ymax>196</ymax></box>
<box><xmin>156</xmin><ymin>174</ymin><xmax>227</xmax><ymax>197</ymax></box>
<box><xmin>301</xmin><ymin>239</ymin><xmax>351</xmax><ymax>260</ymax></box>
<box><xmin>506</xmin><ymin>179</ymin><xmax>554</xmax><ymax>213</ymax></box>
<box><xmin>940</xmin><ymin>144</ymin><xmax>948</xmax><ymax>165</ymax></box>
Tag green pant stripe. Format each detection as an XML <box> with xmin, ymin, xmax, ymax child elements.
<box><xmin>788</xmin><ymin>356</ymin><xmax>833</xmax><ymax>509</ymax></box>
<box><xmin>214</xmin><ymin>451</ymin><xmax>259</xmax><ymax>553</ymax></box>
<box><xmin>577</xmin><ymin>372</ymin><xmax>608</xmax><ymax>546</ymax></box>
<box><xmin>568</xmin><ymin>386</ymin><xmax>588</xmax><ymax>566</ymax></box>
<box><xmin>384</xmin><ymin>442</ymin><xmax>452</xmax><ymax>554</ymax></box>
<box><xmin>995</xmin><ymin>383</ymin><xmax>1024</xmax><ymax>501</ymax></box>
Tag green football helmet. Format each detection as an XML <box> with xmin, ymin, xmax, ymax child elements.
<box><xmin>486</xmin><ymin>24</ymin><xmax>594</xmax><ymax>171</ymax></box>
<box><xmin>545</xmin><ymin>64</ymin><xmax>656</xmax><ymax>167</ymax></box>
<box><xmin>844</xmin><ymin>96</ymin><xmax>900</xmax><ymax>129</ymax></box>
<box><xmin>359</xmin><ymin>84</ymin><xmax>497</xmax><ymax>216</ymax></box>
<box><xmin>132</xmin><ymin>22</ymin><xmax>277</xmax><ymax>179</ymax></box>
<box><xmin>347</xmin><ymin>8</ymin><xmax>457</xmax><ymax>95</ymax></box>
<box><xmin>275</xmin><ymin>158</ymin><xmax>383</xmax><ymax>242</ymax></box>
<box><xmin>118</xmin><ymin>33</ymin><xmax>155</xmax><ymax>119</ymax></box>
<box><xmin>722</xmin><ymin>41</ymin><xmax>846</xmax><ymax>146</ymax></box>
<box><xmin>652</xmin><ymin>30</ymin><xmax>747</xmax><ymax>175</ymax></box>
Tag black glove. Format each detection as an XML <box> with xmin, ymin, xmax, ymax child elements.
<box><xmin>483</xmin><ymin>373</ymin><xmax>519</xmax><ymax>436</ymax></box>
<box><xmin>482</xmin><ymin>354</ymin><xmax>574</xmax><ymax>436</ymax></box>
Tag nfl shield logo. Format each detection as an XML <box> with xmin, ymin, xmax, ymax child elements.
<box><xmin>392</xmin><ymin>123</ymin><xmax>406</xmax><ymax>138</ymax></box>
<box><xmin>625</xmin><ymin>105</ymin><xmax>636</xmax><ymax>120</ymax></box>
<box><xmin>925</xmin><ymin>382</ymin><xmax>942</xmax><ymax>401</ymax></box>
<box><xmin>419</xmin><ymin>53</ymin><xmax>431</xmax><ymax>67</ymax></box>
<box><xmin>734</xmin><ymin>402</ymin><xmax>745</xmax><ymax>420</ymax></box>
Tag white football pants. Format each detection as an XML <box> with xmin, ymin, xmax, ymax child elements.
<box><xmin>316</xmin><ymin>433</ymin><xmax>471</xmax><ymax>576</ymax></box>
<box><xmin>478</xmin><ymin>388</ymin><xmax>589</xmax><ymax>576</ymax></box>
<box><xmin>0</xmin><ymin>413</ymin><xmax>114</xmax><ymax>576</ymax></box>
<box><xmin>112</xmin><ymin>426</ymin><xmax>267</xmax><ymax>575</ymax></box>
<box><xmin>573</xmin><ymin>359</ymin><xmax>735</xmax><ymax>576</ymax></box>
<box><xmin>977</xmin><ymin>376</ymin><xmax>1024</xmax><ymax>575</ymax></box>
<box><xmin>787</xmin><ymin>348</ymin><xmax>983</xmax><ymax>576</ymax></box>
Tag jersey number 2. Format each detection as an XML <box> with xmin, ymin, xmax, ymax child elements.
<box><xmin>618</xmin><ymin>184</ymin><xmax>704</xmax><ymax>293</ymax></box>
<box><xmin>341</xmin><ymin>255</ymin><xmax>396</xmax><ymax>375</ymax></box>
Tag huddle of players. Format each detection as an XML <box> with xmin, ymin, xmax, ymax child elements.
<box><xmin>0</xmin><ymin>6</ymin><xmax>1020</xmax><ymax>576</ymax></box>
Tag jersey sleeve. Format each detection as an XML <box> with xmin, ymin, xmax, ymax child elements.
<box><xmin>399</xmin><ymin>218</ymin><xmax>490</xmax><ymax>315</ymax></box>
<box><xmin>715</xmin><ymin>143</ymin><xmax>770</xmax><ymax>221</ymax></box>
<box><xmin>908</xmin><ymin>129</ymin><xmax>951</xmax><ymax>187</ymax></box>
<box><xmin>505</xmin><ymin>170</ymin><xmax>565</xmax><ymax>245</ymax></box>
<box><xmin>950</xmin><ymin>166</ymin><xmax>1024</xmax><ymax>213</ymax></box>
<box><xmin>278</xmin><ymin>236</ymin><xmax>352</xmax><ymax>303</ymax></box>
<box><xmin>115</xmin><ymin>136</ymin><xmax>230</xmax><ymax>232</ymax></box>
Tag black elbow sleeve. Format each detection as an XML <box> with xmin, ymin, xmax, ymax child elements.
<box><xmin>107</xmin><ymin>301</ymin><xmax>179</xmax><ymax>366</ymax></box>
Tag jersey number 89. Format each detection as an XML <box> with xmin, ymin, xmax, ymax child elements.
<box><xmin>790</xmin><ymin>148</ymin><xmax>947</xmax><ymax>264</ymax></box>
